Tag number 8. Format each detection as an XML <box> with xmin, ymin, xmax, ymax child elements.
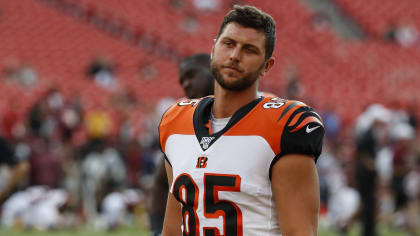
<box><xmin>263</xmin><ymin>102</ymin><xmax>284</xmax><ymax>109</ymax></box>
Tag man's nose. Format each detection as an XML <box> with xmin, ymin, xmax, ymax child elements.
<box><xmin>230</xmin><ymin>46</ymin><xmax>241</xmax><ymax>62</ymax></box>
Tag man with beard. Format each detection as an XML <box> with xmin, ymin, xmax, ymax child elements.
<box><xmin>159</xmin><ymin>5</ymin><xmax>324</xmax><ymax>236</ymax></box>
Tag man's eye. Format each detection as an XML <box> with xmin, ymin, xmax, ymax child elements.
<box><xmin>245</xmin><ymin>48</ymin><xmax>257</xmax><ymax>54</ymax></box>
<box><xmin>224</xmin><ymin>41</ymin><xmax>233</xmax><ymax>47</ymax></box>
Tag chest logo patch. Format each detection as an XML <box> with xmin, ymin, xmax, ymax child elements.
<box><xmin>196</xmin><ymin>156</ymin><xmax>208</xmax><ymax>168</ymax></box>
<box><xmin>200</xmin><ymin>136</ymin><xmax>215</xmax><ymax>149</ymax></box>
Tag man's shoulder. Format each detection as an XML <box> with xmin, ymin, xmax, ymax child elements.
<box><xmin>260</xmin><ymin>97</ymin><xmax>323</xmax><ymax>131</ymax></box>
<box><xmin>264</xmin><ymin>97</ymin><xmax>324</xmax><ymax>163</ymax></box>
<box><xmin>159</xmin><ymin>96</ymin><xmax>212</xmax><ymax>137</ymax></box>
<box><xmin>159</xmin><ymin>97</ymin><xmax>211</xmax><ymax>153</ymax></box>
<box><xmin>257</xmin><ymin>96</ymin><xmax>312</xmax><ymax>121</ymax></box>
<box><xmin>161</xmin><ymin>96</ymin><xmax>210</xmax><ymax>123</ymax></box>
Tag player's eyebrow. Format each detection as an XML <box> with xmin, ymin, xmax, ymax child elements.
<box><xmin>243</xmin><ymin>44</ymin><xmax>261</xmax><ymax>54</ymax></box>
<box><xmin>221</xmin><ymin>36</ymin><xmax>262</xmax><ymax>54</ymax></box>
<box><xmin>220</xmin><ymin>36</ymin><xmax>235</xmax><ymax>43</ymax></box>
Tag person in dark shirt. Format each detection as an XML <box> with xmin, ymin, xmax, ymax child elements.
<box><xmin>146</xmin><ymin>53</ymin><xmax>214</xmax><ymax>236</ymax></box>
<box><xmin>355</xmin><ymin>111</ymin><xmax>389</xmax><ymax>236</ymax></box>
<box><xmin>0</xmin><ymin>136</ymin><xmax>29</xmax><ymax>203</ymax></box>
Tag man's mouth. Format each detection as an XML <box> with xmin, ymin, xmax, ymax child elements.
<box><xmin>222</xmin><ymin>66</ymin><xmax>241</xmax><ymax>73</ymax></box>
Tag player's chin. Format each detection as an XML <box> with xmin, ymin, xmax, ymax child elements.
<box><xmin>219</xmin><ymin>80</ymin><xmax>248</xmax><ymax>91</ymax></box>
<box><xmin>221</xmin><ymin>71</ymin><xmax>242</xmax><ymax>81</ymax></box>
<box><xmin>185</xmin><ymin>90</ymin><xmax>194</xmax><ymax>99</ymax></box>
<box><xmin>220</xmin><ymin>78</ymin><xmax>240</xmax><ymax>89</ymax></box>
<box><xmin>225</xmin><ymin>69</ymin><xmax>242</xmax><ymax>77</ymax></box>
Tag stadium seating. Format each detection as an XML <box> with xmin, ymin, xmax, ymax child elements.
<box><xmin>0</xmin><ymin>0</ymin><xmax>182</xmax><ymax>122</ymax></box>
<box><xmin>333</xmin><ymin>0</ymin><xmax>420</xmax><ymax>37</ymax></box>
<box><xmin>1</xmin><ymin>0</ymin><xmax>419</xmax><ymax>128</ymax></box>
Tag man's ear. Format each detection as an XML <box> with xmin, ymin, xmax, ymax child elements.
<box><xmin>210</xmin><ymin>45</ymin><xmax>215</xmax><ymax>60</ymax></box>
<box><xmin>211</xmin><ymin>38</ymin><xmax>218</xmax><ymax>56</ymax></box>
<box><xmin>260</xmin><ymin>57</ymin><xmax>275</xmax><ymax>77</ymax></box>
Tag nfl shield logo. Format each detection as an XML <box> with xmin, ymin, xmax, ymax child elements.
<box><xmin>200</xmin><ymin>137</ymin><xmax>215</xmax><ymax>150</ymax></box>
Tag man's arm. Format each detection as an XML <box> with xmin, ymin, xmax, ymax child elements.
<box><xmin>162</xmin><ymin>160</ymin><xmax>182</xmax><ymax>236</ymax></box>
<box><xmin>146</xmin><ymin>156</ymin><xmax>169</xmax><ymax>234</ymax></box>
<box><xmin>271</xmin><ymin>154</ymin><xmax>320</xmax><ymax>236</ymax></box>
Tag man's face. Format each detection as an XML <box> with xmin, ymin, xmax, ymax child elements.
<box><xmin>210</xmin><ymin>22</ymin><xmax>268</xmax><ymax>91</ymax></box>
<box><xmin>179</xmin><ymin>65</ymin><xmax>211</xmax><ymax>99</ymax></box>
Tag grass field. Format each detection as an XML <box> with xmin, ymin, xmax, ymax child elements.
<box><xmin>0</xmin><ymin>224</ymin><xmax>415</xmax><ymax>236</ymax></box>
<box><xmin>0</xmin><ymin>226</ymin><xmax>149</xmax><ymax>236</ymax></box>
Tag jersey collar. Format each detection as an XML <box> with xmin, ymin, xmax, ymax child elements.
<box><xmin>193</xmin><ymin>96</ymin><xmax>263</xmax><ymax>151</ymax></box>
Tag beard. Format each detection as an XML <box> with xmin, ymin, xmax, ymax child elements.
<box><xmin>210</xmin><ymin>60</ymin><xmax>264</xmax><ymax>91</ymax></box>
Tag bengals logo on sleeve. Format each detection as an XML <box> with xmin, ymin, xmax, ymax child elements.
<box><xmin>281</xmin><ymin>106</ymin><xmax>324</xmax><ymax>161</ymax></box>
<box><xmin>267</xmin><ymin>103</ymin><xmax>325</xmax><ymax>179</ymax></box>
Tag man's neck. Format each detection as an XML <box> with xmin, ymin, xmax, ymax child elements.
<box><xmin>212</xmin><ymin>83</ymin><xmax>258</xmax><ymax>118</ymax></box>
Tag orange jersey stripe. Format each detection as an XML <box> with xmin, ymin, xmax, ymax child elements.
<box><xmin>288</xmin><ymin>111</ymin><xmax>304</xmax><ymax>127</ymax></box>
<box><xmin>225</xmin><ymin>98</ymin><xmax>307</xmax><ymax>155</ymax></box>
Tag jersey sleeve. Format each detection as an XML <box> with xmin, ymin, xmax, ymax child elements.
<box><xmin>280</xmin><ymin>106</ymin><xmax>324</xmax><ymax>160</ymax></box>
<box><xmin>158</xmin><ymin>102</ymin><xmax>179</xmax><ymax>167</ymax></box>
<box><xmin>158</xmin><ymin>98</ymin><xmax>198</xmax><ymax>166</ymax></box>
<box><xmin>269</xmin><ymin>104</ymin><xmax>324</xmax><ymax>178</ymax></box>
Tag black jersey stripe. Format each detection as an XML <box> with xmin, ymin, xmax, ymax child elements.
<box><xmin>286</xmin><ymin>107</ymin><xmax>320</xmax><ymax>129</ymax></box>
<box><xmin>277</xmin><ymin>101</ymin><xmax>301</xmax><ymax>121</ymax></box>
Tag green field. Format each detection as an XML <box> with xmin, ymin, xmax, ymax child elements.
<box><xmin>0</xmin><ymin>224</ymin><xmax>415</xmax><ymax>236</ymax></box>
<box><xmin>0</xmin><ymin>226</ymin><xmax>149</xmax><ymax>236</ymax></box>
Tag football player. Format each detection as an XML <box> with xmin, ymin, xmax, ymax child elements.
<box><xmin>160</xmin><ymin>5</ymin><xmax>324</xmax><ymax>236</ymax></box>
<box><xmin>147</xmin><ymin>53</ymin><xmax>214</xmax><ymax>236</ymax></box>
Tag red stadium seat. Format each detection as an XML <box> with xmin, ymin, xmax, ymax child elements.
<box><xmin>0</xmin><ymin>0</ymin><xmax>419</xmax><ymax>125</ymax></box>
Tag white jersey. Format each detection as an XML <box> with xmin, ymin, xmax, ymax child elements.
<box><xmin>159</xmin><ymin>96</ymin><xmax>324</xmax><ymax>236</ymax></box>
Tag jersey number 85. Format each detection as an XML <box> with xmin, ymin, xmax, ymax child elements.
<box><xmin>173</xmin><ymin>173</ymin><xmax>243</xmax><ymax>236</ymax></box>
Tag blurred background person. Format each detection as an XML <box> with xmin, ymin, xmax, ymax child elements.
<box><xmin>404</xmin><ymin>150</ymin><xmax>420</xmax><ymax>235</ymax></box>
<box><xmin>146</xmin><ymin>53</ymin><xmax>214</xmax><ymax>236</ymax></box>
<box><xmin>0</xmin><ymin>136</ymin><xmax>29</xmax><ymax>204</ymax></box>
<box><xmin>354</xmin><ymin>104</ymin><xmax>391</xmax><ymax>236</ymax></box>
<box><xmin>390</xmin><ymin>123</ymin><xmax>415</xmax><ymax>229</ymax></box>
<box><xmin>317</xmin><ymin>142</ymin><xmax>360</xmax><ymax>235</ymax></box>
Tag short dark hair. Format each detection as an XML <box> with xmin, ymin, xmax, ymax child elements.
<box><xmin>180</xmin><ymin>53</ymin><xmax>211</xmax><ymax>68</ymax></box>
<box><xmin>179</xmin><ymin>53</ymin><xmax>214</xmax><ymax>96</ymax></box>
<box><xmin>216</xmin><ymin>5</ymin><xmax>276</xmax><ymax>60</ymax></box>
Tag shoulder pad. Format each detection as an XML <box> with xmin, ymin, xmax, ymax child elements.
<box><xmin>159</xmin><ymin>98</ymin><xmax>204</xmax><ymax>153</ymax></box>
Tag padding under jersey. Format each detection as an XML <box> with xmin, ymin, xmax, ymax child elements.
<box><xmin>159</xmin><ymin>96</ymin><xmax>324</xmax><ymax>236</ymax></box>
